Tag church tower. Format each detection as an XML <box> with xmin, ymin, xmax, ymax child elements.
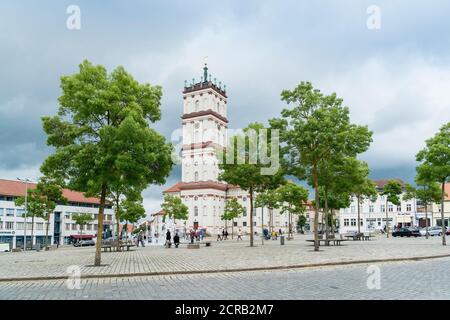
<box><xmin>181</xmin><ymin>64</ymin><xmax>228</xmax><ymax>183</ymax></box>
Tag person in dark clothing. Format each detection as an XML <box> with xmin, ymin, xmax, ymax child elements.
<box><xmin>166</xmin><ymin>230</ymin><xmax>171</xmax><ymax>248</ymax></box>
<box><xmin>190</xmin><ymin>230</ymin><xmax>195</xmax><ymax>244</ymax></box>
<box><xmin>224</xmin><ymin>230</ymin><xmax>229</xmax><ymax>240</ymax></box>
<box><xmin>173</xmin><ymin>233</ymin><xmax>180</xmax><ymax>248</ymax></box>
<box><xmin>222</xmin><ymin>229</ymin><xmax>225</xmax><ymax>239</ymax></box>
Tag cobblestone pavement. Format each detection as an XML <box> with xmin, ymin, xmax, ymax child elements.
<box><xmin>0</xmin><ymin>234</ymin><xmax>449</xmax><ymax>280</ymax></box>
<box><xmin>1</xmin><ymin>257</ymin><xmax>450</xmax><ymax>299</ymax></box>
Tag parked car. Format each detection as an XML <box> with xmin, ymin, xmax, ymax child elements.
<box><xmin>392</xmin><ymin>228</ymin><xmax>421</xmax><ymax>237</ymax></box>
<box><xmin>73</xmin><ymin>240</ymin><xmax>95</xmax><ymax>247</ymax></box>
<box><xmin>0</xmin><ymin>243</ymin><xmax>10</xmax><ymax>252</ymax></box>
<box><xmin>424</xmin><ymin>226</ymin><xmax>446</xmax><ymax>237</ymax></box>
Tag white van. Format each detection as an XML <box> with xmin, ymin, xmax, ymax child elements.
<box><xmin>0</xmin><ymin>243</ymin><xmax>10</xmax><ymax>252</ymax></box>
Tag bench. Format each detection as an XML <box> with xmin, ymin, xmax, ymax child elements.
<box><xmin>101</xmin><ymin>241</ymin><xmax>135</xmax><ymax>252</ymax></box>
<box><xmin>306</xmin><ymin>239</ymin><xmax>347</xmax><ymax>246</ymax></box>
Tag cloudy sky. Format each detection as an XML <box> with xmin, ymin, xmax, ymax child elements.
<box><xmin>1</xmin><ymin>0</ymin><xmax>450</xmax><ymax>214</ymax></box>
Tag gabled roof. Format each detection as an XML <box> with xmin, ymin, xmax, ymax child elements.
<box><xmin>163</xmin><ymin>181</ymin><xmax>232</xmax><ymax>193</ymax></box>
<box><xmin>0</xmin><ymin>179</ymin><xmax>101</xmax><ymax>204</ymax></box>
<box><xmin>373</xmin><ymin>179</ymin><xmax>406</xmax><ymax>189</ymax></box>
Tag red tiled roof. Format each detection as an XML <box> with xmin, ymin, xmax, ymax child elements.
<box><xmin>0</xmin><ymin>179</ymin><xmax>101</xmax><ymax>204</ymax></box>
<box><xmin>152</xmin><ymin>210</ymin><xmax>165</xmax><ymax>216</ymax></box>
<box><xmin>373</xmin><ymin>179</ymin><xmax>405</xmax><ymax>189</ymax></box>
<box><xmin>164</xmin><ymin>181</ymin><xmax>230</xmax><ymax>193</ymax></box>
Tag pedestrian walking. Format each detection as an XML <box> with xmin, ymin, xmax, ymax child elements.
<box><xmin>166</xmin><ymin>230</ymin><xmax>171</xmax><ymax>248</ymax></box>
<box><xmin>222</xmin><ymin>229</ymin><xmax>225</xmax><ymax>240</ymax></box>
<box><xmin>224</xmin><ymin>229</ymin><xmax>229</xmax><ymax>240</ymax></box>
<box><xmin>217</xmin><ymin>228</ymin><xmax>222</xmax><ymax>241</ymax></box>
<box><xmin>174</xmin><ymin>233</ymin><xmax>180</xmax><ymax>248</ymax></box>
<box><xmin>237</xmin><ymin>228</ymin><xmax>243</xmax><ymax>241</ymax></box>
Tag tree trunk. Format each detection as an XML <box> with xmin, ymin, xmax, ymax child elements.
<box><xmin>357</xmin><ymin>195</ymin><xmax>361</xmax><ymax>234</ymax></box>
<box><xmin>324</xmin><ymin>187</ymin><xmax>329</xmax><ymax>244</ymax></box>
<box><xmin>44</xmin><ymin>212</ymin><xmax>50</xmax><ymax>250</ymax></box>
<box><xmin>269</xmin><ymin>208</ymin><xmax>273</xmax><ymax>234</ymax></box>
<box><xmin>386</xmin><ymin>199</ymin><xmax>389</xmax><ymax>238</ymax></box>
<box><xmin>425</xmin><ymin>204</ymin><xmax>429</xmax><ymax>240</ymax></box>
<box><xmin>231</xmin><ymin>219</ymin><xmax>234</xmax><ymax>239</ymax></box>
<box><xmin>441</xmin><ymin>181</ymin><xmax>446</xmax><ymax>246</ymax></box>
<box><xmin>249</xmin><ymin>187</ymin><xmax>254</xmax><ymax>247</ymax></box>
<box><xmin>115</xmin><ymin>196</ymin><xmax>121</xmax><ymax>252</ymax></box>
<box><xmin>94</xmin><ymin>184</ymin><xmax>107</xmax><ymax>266</ymax></box>
<box><xmin>313</xmin><ymin>169</ymin><xmax>320</xmax><ymax>252</ymax></box>
<box><xmin>31</xmin><ymin>215</ymin><xmax>35</xmax><ymax>248</ymax></box>
<box><xmin>261</xmin><ymin>206</ymin><xmax>264</xmax><ymax>245</ymax></box>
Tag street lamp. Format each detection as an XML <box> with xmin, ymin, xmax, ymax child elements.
<box><xmin>17</xmin><ymin>177</ymin><xmax>31</xmax><ymax>251</ymax></box>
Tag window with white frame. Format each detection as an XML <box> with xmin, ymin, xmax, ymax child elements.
<box><xmin>5</xmin><ymin>222</ymin><xmax>14</xmax><ymax>230</ymax></box>
<box><xmin>397</xmin><ymin>205</ymin><xmax>401</xmax><ymax>212</ymax></box>
<box><xmin>36</xmin><ymin>223</ymin><xmax>43</xmax><ymax>230</ymax></box>
<box><xmin>344</xmin><ymin>219</ymin><xmax>349</xmax><ymax>226</ymax></box>
<box><xmin>72</xmin><ymin>224</ymin><xmax>77</xmax><ymax>230</ymax></box>
<box><xmin>0</xmin><ymin>208</ymin><xmax>4</xmax><ymax>216</ymax></box>
<box><xmin>194</xmin><ymin>206</ymin><xmax>198</xmax><ymax>217</ymax></box>
<box><xmin>351</xmin><ymin>206</ymin><xmax>356</xmax><ymax>213</ymax></box>
<box><xmin>6</xmin><ymin>208</ymin><xmax>14</xmax><ymax>217</ymax></box>
<box><xmin>65</xmin><ymin>223</ymin><xmax>70</xmax><ymax>230</ymax></box>
<box><xmin>406</xmin><ymin>204</ymin><xmax>411</xmax><ymax>211</ymax></box>
<box><xmin>381</xmin><ymin>205</ymin><xmax>385</xmax><ymax>212</ymax></box>
<box><xmin>87</xmin><ymin>224</ymin><xmax>92</xmax><ymax>231</ymax></box>
<box><xmin>388</xmin><ymin>205</ymin><xmax>393</xmax><ymax>212</ymax></box>
<box><xmin>369</xmin><ymin>205</ymin><xmax>374</xmax><ymax>213</ymax></box>
<box><xmin>351</xmin><ymin>219</ymin><xmax>356</xmax><ymax>226</ymax></box>
<box><xmin>16</xmin><ymin>222</ymin><xmax>24</xmax><ymax>230</ymax></box>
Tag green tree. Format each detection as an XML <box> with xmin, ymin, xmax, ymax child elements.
<box><xmin>41</xmin><ymin>60</ymin><xmax>173</xmax><ymax>266</ymax></box>
<box><xmin>270</xmin><ymin>82</ymin><xmax>372</xmax><ymax>251</ymax></box>
<box><xmin>255</xmin><ymin>189</ymin><xmax>280</xmax><ymax>233</ymax></box>
<box><xmin>72</xmin><ymin>213</ymin><xmax>93</xmax><ymax>240</ymax></box>
<box><xmin>222</xmin><ymin>198</ymin><xmax>244</xmax><ymax>238</ymax></box>
<box><xmin>404</xmin><ymin>180</ymin><xmax>443</xmax><ymax>239</ymax></box>
<box><xmin>276</xmin><ymin>182</ymin><xmax>309</xmax><ymax>239</ymax></box>
<box><xmin>297</xmin><ymin>214</ymin><xmax>307</xmax><ymax>233</ymax></box>
<box><xmin>32</xmin><ymin>177</ymin><xmax>67</xmax><ymax>249</ymax></box>
<box><xmin>416</xmin><ymin>122</ymin><xmax>450</xmax><ymax>245</ymax></box>
<box><xmin>219</xmin><ymin>123</ymin><xmax>285</xmax><ymax>247</ymax></box>
<box><xmin>15</xmin><ymin>188</ymin><xmax>47</xmax><ymax>249</ymax></box>
<box><xmin>347</xmin><ymin>161</ymin><xmax>378</xmax><ymax>235</ymax></box>
<box><xmin>161</xmin><ymin>194</ymin><xmax>188</xmax><ymax>234</ymax></box>
<box><xmin>109</xmin><ymin>186</ymin><xmax>146</xmax><ymax>250</ymax></box>
<box><xmin>381</xmin><ymin>180</ymin><xmax>403</xmax><ymax>238</ymax></box>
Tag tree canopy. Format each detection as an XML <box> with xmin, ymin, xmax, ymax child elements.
<box><xmin>41</xmin><ymin>60</ymin><xmax>173</xmax><ymax>265</ymax></box>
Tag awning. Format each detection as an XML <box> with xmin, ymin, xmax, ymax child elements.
<box><xmin>70</xmin><ymin>234</ymin><xmax>94</xmax><ymax>239</ymax></box>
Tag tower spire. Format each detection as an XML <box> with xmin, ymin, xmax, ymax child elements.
<box><xmin>203</xmin><ymin>62</ymin><xmax>208</xmax><ymax>83</ymax></box>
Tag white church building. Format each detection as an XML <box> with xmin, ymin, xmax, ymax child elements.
<box><xmin>163</xmin><ymin>64</ymin><xmax>300</xmax><ymax>236</ymax></box>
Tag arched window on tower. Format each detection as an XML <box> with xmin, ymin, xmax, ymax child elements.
<box><xmin>194</xmin><ymin>171</ymin><xmax>199</xmax><ymax>182</ymax></box>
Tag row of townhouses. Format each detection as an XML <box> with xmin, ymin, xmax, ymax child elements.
<box><xmin>339</xmin><ymin>180</ymin><xmax>450</xmax><ymax>234</ymax></box>
<box><xmin>0</xmin><ymin>179</ymin><xmax>115</xmax><ymax>249</ymax></box>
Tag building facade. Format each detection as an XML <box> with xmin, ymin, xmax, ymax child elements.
<box><xmin>0</xmin><ymin>179</ymin><xmax>114</xmax><ymax>249</ymax></box>
<box><xmin>338</xmin><ymin>179</ymin><xmax>419</xmax><ymax>234</ymax></box>
<box><xmin>163</xmin><ymin>65</ymin><xmax>308</xmax><ymax>236</ymax></box>
<box><xmin>431</xmin><ymin>183</ymin><xmax>450</xmax><ymax>227</ymax></box>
